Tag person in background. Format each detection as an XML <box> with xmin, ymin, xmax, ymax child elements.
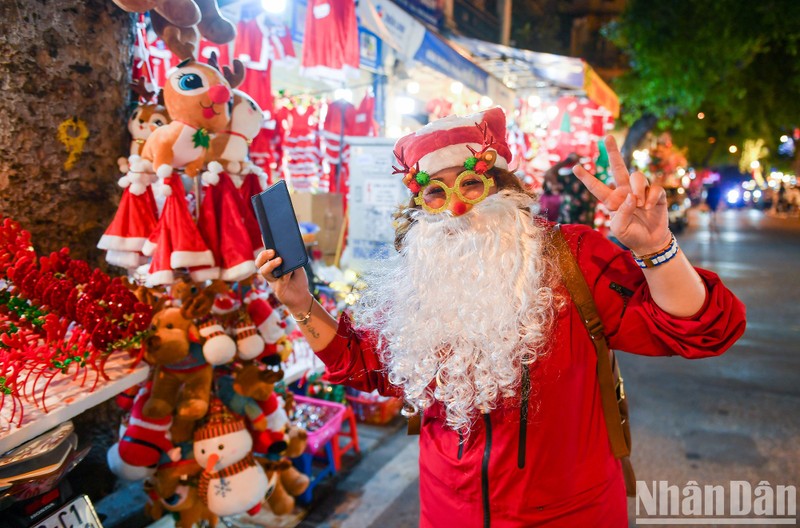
<box><xmin>256</xmin><ymin>108</ymin><xmax>746</xmax><ymax>527</ymax></box>
<box><xmin>705</xmin><ymin>181</ymin><xmax>722</xmax><ymax>229</ymax></box>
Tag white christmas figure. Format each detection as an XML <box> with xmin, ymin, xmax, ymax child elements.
<box><xmin>194</xmin><ymin>399</ymin><xmax>273</xmax><ymax>517</ymax></box>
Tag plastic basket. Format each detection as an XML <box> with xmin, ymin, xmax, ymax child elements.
<box><xmin>345</xmin><ymin>393</ymin><xmax>402</xmax><ymax>425</ymax></box>
<box><xmin>293</xmin><ymin>395</ymin><xmax>346</xmax><ymax>454</ymax></box>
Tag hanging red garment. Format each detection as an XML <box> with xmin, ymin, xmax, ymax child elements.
<box><xmin>283</xmin><ymin>105</ymin><xmax>321</xmax><ymax>191</ymax></box>
<box><xmin>142</xmin><ymin>175</ymin><xmax>214</xmax><ymax>286</ymax></box>
<box><xmin>197</xmin><ymin>38</ymin><xmax>232</xmax><ymax>67</ymax></box>
<box><xmin>196</xmin><ymin>172</ymin><xmax>258</xmax><ymax>282</ymax></box>
<box><xmin>352</xmin><ymin>93</ymin><xmax>379</xmax><ymax>136</ymax></box>
<box><xmin>238</xmin><ymin>172</ymin><xmax>267</xmax><ymax>255</ymax></box>
<box><xmin>320</xmin><ymin>100</ymin><xmax>356</xmax><ymax>193</ymax></box>
<box><xmin>98</xmin><ymin>185</ymin><xmax>159</xmax><ymax>270</ymax></box>
<box><xmin>301</xmin><ymin>0</ymin><xmax>360</xmax><ymax>82</ymax></box>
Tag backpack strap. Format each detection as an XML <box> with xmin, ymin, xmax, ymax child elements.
<box><xmin>550</xmin><ymin>225</ymin><xmax>631</xmax><ymax>459</ymax></box>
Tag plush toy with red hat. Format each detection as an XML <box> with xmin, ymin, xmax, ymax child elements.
<box><xmin>194</xmin><ymin>399</ymin><xmax>272</xmax><ymax>517</ymax></box>
<box><xmin>244</xmin><ymin>288</ymin><xmax>292</xmax><ymax>365</ymax></box>
<box><xmin>112</xmin><ymin>383</ymin><xmax>175</xmax><ymax>471</ymax></box>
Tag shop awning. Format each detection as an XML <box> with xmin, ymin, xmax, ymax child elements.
<box><xmin>451</xmin><ymin>36</ymin><xmax>620</xmax><ymax>117</ymax></box>
<box><xmin>357</xmin><ymin>0</ymin><xmax>514</xmax><ymax>108</ymax></box>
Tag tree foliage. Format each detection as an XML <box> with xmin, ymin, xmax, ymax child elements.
<box><xmin>606</xmin><ymin>0</ymin><xmax>800</xmax><ymax>167</ymax></box>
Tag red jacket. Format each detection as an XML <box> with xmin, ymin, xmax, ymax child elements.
<box><xmin>317</xmin><ymin>224</ymin><xmax>746</xmax><ymax>527</ymax></box>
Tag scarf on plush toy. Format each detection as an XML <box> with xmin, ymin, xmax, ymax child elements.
<box><xmin>197</xmin><ymin>453</ymin><xmax>258</xmax><ymax>504</ymax></box>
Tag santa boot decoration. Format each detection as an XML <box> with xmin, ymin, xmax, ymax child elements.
<box><xmin>117</xmin><ymin>385</ymin><xmax>174</xmax><ymax>468</ymax></box>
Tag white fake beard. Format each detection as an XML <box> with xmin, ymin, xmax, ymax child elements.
<box><xmin>352</xmin><ymin>190</ymin><xmax>560</xmax><ymax>432</ymax></box>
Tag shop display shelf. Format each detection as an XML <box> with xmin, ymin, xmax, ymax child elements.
<box><xmin>0</xmin><ymin>356</ymin><xmax>149</xmax><ymax>454</ymax></box>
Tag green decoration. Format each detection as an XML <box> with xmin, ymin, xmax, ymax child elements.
<box><xmin>464</xmin><ymin>156</ymin><xmax>478</xmax><ymax>170</ymax></box>
<box><xmin>415</xmin><ymin>171</ymin><xmax>430</xmax><ymax>186</ymax></box>
<box><xmin>192</xmin><ymin>128</ymin><xmax>210</xmax><ymax>149</ymax></box>
<box><xmin>559</xmin><ymin>111</ymin><xmax>572</xmax><ymax>133</ymax></box>
<box><xmin>595</xmin><ymin>139</ymin><xmax>611</xmax><ymax>183</ymax></box>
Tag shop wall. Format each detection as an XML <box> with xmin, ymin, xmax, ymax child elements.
<box><xmin>0</xmin><ymin>1</ymin><xmax>133</xmax><ymax>264</ymax></box>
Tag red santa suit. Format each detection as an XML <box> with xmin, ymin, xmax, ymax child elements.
<box><xmin>315</xmin><ymin>224</ymin><xmax>746</xmax><ymax>527</ymax></box>
<box><xmin>301</xmin><ymin>0</ymin><xmax>360</xmax><ymax>81</ymax></box>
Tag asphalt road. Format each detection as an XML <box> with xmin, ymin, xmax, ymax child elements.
<box><xmin>302</xmin><ymin>208</ymin><xmax>800</xmax><ymax>528</ymax></box>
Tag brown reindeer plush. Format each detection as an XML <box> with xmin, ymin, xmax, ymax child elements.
<box><xmin>143</xmin><ymin>306</ymin><xmax>213</xmax><ymax>420</ymax></box>
<box><xmin>111</xmin><ymin>0</ymin><xmax>236</xmax><ymax>59</ymax></box>
<box><xmin>118</xmin><ymin>79</ymin><xmax>170</xmax><ymax>174</ymax></box>
<box><xmin>144</xmin><ymin>459</ymin><xmax>218</xmax><ymax>528</ymax></box>
<box><xmin>138</xmin><ymin>57</ymin><xmax>235</xmax><ymax>178</ymax></box>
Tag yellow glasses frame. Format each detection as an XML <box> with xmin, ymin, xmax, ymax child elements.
<box><xmin>413</xmin><ymin>170</ymin><xmax>495</xmax><ymax>214</ymax></box>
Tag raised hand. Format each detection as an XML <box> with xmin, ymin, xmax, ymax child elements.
<box><xmin>573</xmin><ymin>135</ymin><xmax>671</xmax><ymax>255</ymax></box>
<box><xmin>255</xmin><ymin>249</ymin><xmax>312</xmax><ymax>314</ymax></box>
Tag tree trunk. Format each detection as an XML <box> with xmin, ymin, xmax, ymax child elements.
<box><xmin>621</xmin><ymin>113</ymin><xmax>658</xmax><ymax>168</ymax></box>
<box><xmin>0</xmin><ymin>0</ymin><xmax>133</xmax><ymax>264</ymax></box>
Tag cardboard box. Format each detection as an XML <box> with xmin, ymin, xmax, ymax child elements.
<box><xmin>290</xmin><ymin>192</ymin><xmax>345</xmax><ymax>264</ymax></box>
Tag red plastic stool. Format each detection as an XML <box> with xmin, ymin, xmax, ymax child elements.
<box><xmin>331</xmin><ymin>405</ymin><xmax>361</xmax><ymax>471</ymax></box>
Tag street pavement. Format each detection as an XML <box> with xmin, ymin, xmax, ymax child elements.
<box><xmin>301</xmin><ymin>207</ymin><xmax>800</xmax><ymax>528</ymax></box>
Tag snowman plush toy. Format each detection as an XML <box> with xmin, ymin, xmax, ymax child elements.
<box><xmin>194</xmin><ymin>399</ymin><xmax>275</xmax><ymax>517</ymax></box>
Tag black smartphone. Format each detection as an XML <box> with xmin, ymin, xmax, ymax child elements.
<box><xmin>251</xmin><ymin>180</ymin><xmax>309</xmax><ymax>278</ymax></box>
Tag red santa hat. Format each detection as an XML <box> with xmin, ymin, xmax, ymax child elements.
<box><xmin>142</xmin><ymin>175</ymin><xmax>215</xmax><ymax>286</ymax></box>
<box><xmin>392</xmin><ymin>107</ymin><xmax>512</xmax><ymax>191</ymax></box>
<box><xmin>212</xmin><ymin>289</ymin><xmax>242</xmax><ymax>315</ymax></box>
<box><xmin>98</xmin><ymin>186</ymin><xmax>159</xmax><ymax>269</ymax></box>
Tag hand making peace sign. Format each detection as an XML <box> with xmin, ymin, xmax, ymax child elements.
<box><xmin>573</xmin><ymin>135</ymin><xmax>671</xmax><ymax>256</ymax></box>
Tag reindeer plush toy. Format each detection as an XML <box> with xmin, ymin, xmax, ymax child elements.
<box><xmin>203</xmin><ymin>58</ymin><xmax>265</xmax><ymax>181</ymax></box>
<box><xmin>138</xmin><ymin>57</ymin><xmax>236</xmax><ymax>178</ymax></box>
<box><xmin>118</xmin><ymin>79</ymin><xmax>170</xmax><ymax>174</ymax></box>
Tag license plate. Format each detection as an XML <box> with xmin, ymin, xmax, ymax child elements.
<box><xmin>31</xmin><ymin>495</ymin><xmax>102</xmax><ymax>528</ymax></box>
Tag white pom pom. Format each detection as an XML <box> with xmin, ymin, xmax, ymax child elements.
<box><xmin>203</xmin><ymin>334</ymin><xmax>237</xmax><ymax>366</ymax></box>
<box><xmin>160</xmin><ymin>184</ymin><xmax>173</xmax><ymax>197</ymax></box>
<box><xmin>156</xmin><ymin>164</ymin><xmax>173</xmax><ymax>179</ymax></box>
<box><xmin>228</xmin><ymin>161</ymin><xmax>242</xmax><ymax>175</ymax></box>
<box><xmin>118</xmin><ymin>175</ymin><xmax>131</xmax><ymax>188</ymax></box>
<box><xmin>131</xmin><ymin>158</ymin><xmax>149</xmax><ymax>173</ymax></box>
<box><xmin>208</xmin><ymin>161</ymin><xmax>223</xmax><ymax>174</ymax></box>
<box><xmin>202</xmin><ymin>170</ymin><xmax>220</xmax><ymax>186</ymax></box>
<box><xmin>130</xmin><ymin>182</ymin><xmax>146</xmax><ymax>196</ymax></box>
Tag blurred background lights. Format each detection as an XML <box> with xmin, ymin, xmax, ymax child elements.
<box><xmin>261</xmin><ymin>0</ymin><xmax>288</xmax><ymax>14</ymax></box>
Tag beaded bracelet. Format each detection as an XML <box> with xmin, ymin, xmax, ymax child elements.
<box><xmin>631</xmin><ymin>232</ymin><xmax>680</xmax><ymax>269</ymax></box>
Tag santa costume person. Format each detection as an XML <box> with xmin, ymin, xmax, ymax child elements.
<box><xmin>256</xmin><ymin>107</ymin><xmax>746</xmax><ymax>527</ymax></box>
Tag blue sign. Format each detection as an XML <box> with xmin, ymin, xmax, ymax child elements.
<box><xmin>413</xmin><ymin>31</ymin><xmax>489</xmax><ymax>94</ymax></box>
<box><xmin>359</xmin><ymin>28</ymin><xmax>382</xmax><ymax>72</ymax></box>
<box><xmin>291</xmin><ymin>0</ymin><xmax>307</xmax><ymax>43</ymax></box>
<box><xmin>392</xmin><ymin>0</ymin><xmax>443</xmax><ymax>27</ymax></box>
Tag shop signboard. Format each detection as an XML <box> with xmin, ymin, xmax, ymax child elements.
<box><xmin>412</xmin><ymin>30</ymin><xmax>489</xmax><ymax>95</ymax></box>
<box><xmin>359</xmin><ymin>28</ymin><xmax>382</xmax><ymax>72</ymax></box>
<box><xmin>392</xmin><ymin>0</ymin><xmax>444</xmax><ymax>27</ymax></box>
<box><xmin>345</xmin><ymin>137</ymin><xmax>410</xmax><ymax>272</ymax></box>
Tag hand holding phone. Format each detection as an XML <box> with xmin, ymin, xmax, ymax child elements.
<box><xmin>251</xmin><ymin>180</ymin><xmax>309</xmax><ymax>279</ymax></box>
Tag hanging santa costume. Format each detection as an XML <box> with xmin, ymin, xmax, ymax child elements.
<box><xmin>196</xmin><ymin>172</ymin><xmax>260</xmax><ymax>282</ymax></box>
<box><xmin>141</xmin><ymin>175</ymin><xmax>215</xmax><ymax>286</ymax></box>
<box><xmin>300</xmin><ymin>0</ymin><xmax>360</xmax><ymax>81</ymax></box>
<box><xmin>98</xmin><ymin>178</ymin><xmax>159</xmax><ymax>269</ymax></box>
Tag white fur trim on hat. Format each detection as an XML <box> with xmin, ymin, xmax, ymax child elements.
<box><xmin>414</xmin><ymin>111</ymin><xmax>488</xmax><ymax>136</ymax></box>
<box><xmin>417</xmin><ymin>143</ymin><xmax>509</xmax><ymax>177</ymax></box>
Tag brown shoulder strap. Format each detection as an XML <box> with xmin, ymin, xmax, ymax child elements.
<box><xmin>550</xmin><ymin>225</ymin><xmax>630</xmax><ymax>458</ymax></box>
